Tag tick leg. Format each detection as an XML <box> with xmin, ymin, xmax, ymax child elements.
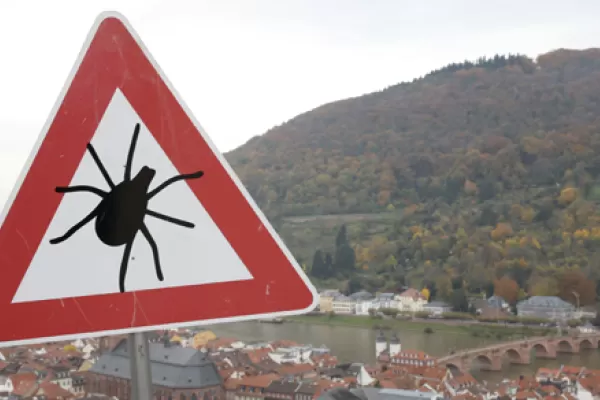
<box><xmin>125</xmin><ymin>123</ymin><xmax>141</xmax><ymax>181</ymax></box>
<box><xmin>147</xmin><ymin>171</ymin><xmax>204</xmax><ymax>200</ymax></box>
<box><xmin>140</xmin><ymin>223</ymin><xmax>164</xmax><ymax>282</ymax></box>
<box><xmin>55</xmin><ymin>185</ymin><xmax>106</xmax><ymax>197</ymax></box>
<box><xmin>146</xmin><ymin>209</ymin><xmax>195</xmax><ymax>228</ymax></box>
<box><xmin>87</xmin><ymin>143</ymin><xmax>115</xmax><ymax>189</ymax></box>
<box><xmin>49</xmin><ymin>208</ymin><xmax>99</xmax><ymax>245</ymax></box>
<box><xmin>119</xmin><ymin>240</ymin><xmax>134</xmax><ymax>293</ymax></box>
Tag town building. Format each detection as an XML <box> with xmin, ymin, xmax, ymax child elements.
<box><xmin>318</xmin><ymin>290</ymin><xmax>341</xmax><ymax>313</ymax></box>
<box><xmin>516</xmin><ymin>296</ymin><xmax>576</xmax><ymax>320</ymax></box>
<box><xmin>376</xmin><ymin>293</ymin><xmax>398</xmax><ymax>309</ymax></box>
<box><xmin>86</xmin><ymin>338</ymin><xmax>223</xmax><ymax>400</ymax></box>
<box><xmin>395</xmin><ymin>288</ymin><xmax>427</xmax><ymax>312</ymax></box>
<box><xmin>423</xmin><ymin>301</ymin><xmax>452</xmax><ymax>316</ymax></box>
<box><xmin>331</xmin><ymin>294</ymin><xmax>356</xmax><ymax>314</ymax></box>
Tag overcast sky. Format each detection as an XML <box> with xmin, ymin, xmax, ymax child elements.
<box><xmin>0</xmin><ymin>0</ymin><xmax>599</xmax><ymax>205</ymax></box>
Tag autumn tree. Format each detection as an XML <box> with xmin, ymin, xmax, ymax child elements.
<box><xmin>530</xmin><ymin>277</ymin><xmax>559</xmax><ymax>297</ymax></box>
<box><xmin>557</xmin><ymin>270</ymin><xmax>597</xmax><ymax>306</ymax></box>
<box><xmin>421</xmin><ymin>288</ymin><xmax>431</xmax><ymax>301</ymax></box>
<box><xmin>493</xmin><ymin>276</ymin><xmax>520</xmax><ymax>305</ymax></box>
<box><xmin>227</xmin><ymin>48</ymin><xmax>600</xmax><ymax>302</ymax></box>
<box><xmin>63</xmin><ymin>344</ymin><xmax>77</xmax><ymax>352</ymax></box>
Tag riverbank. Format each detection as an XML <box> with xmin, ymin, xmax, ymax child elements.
<box><xmin>288</xmin><ymin>314</ymin><xmax>556</xmax><ymax>340</ymax></box>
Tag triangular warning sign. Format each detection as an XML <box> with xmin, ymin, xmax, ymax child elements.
<box><xmin>0</xmin><ymin>11</ymin><xmax>317</xmax><ymax>346</ymax></box>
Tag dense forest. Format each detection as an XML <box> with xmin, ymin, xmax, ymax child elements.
<box><xmin>225</xmin><ymin>49</ymin><xmax>600</xmax><ymax>307</ymax></box>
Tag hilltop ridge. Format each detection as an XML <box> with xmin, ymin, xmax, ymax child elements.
<box><xmin>224</xmin><ymin>48</ymin><xmax>600</xmax><ymax>305</ymax></box>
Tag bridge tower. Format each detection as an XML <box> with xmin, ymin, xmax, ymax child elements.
<box><xmin>389</xmin><ymin>333</ymin><xmax>401</xmax><ymax>356</ymax></box>
<box><xmin>375</xmin><ymin>330</ymin><xmax>387</xmax><ymax>358</ymax></box>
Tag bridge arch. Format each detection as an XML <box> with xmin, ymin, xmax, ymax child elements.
<box><xmin>472</xmin><ymin>354</ymin><xmax>493</xmax><ymax>370</ymax></box>
<box><xmin>557</xmin><ymin>340</ymin><xmax>574</xmax><ymax>352</ymax></box>
<box><xmin>502</xmin><ymin>348</ymin><xmax>523</xmax><ymax>363</ymax></box>
<box><xmin>445</xmin><ymin>362</ymin><xmax>461</xmax><ymax>373</ymax></box>
<box><xmin>580</xmin><ymin>339</ymin><xmax>594</xmax><ymax>349</ymax></box>
<box><xmin>531</xmin><ymin>342</ymin><xmax>550</xmax><ymax>356</ymax></box>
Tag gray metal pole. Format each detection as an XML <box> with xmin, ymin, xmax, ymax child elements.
<box><xmin>128</xmin><ymin>332</ymin><xmax>153</xmax><ymax>400</ymax></box>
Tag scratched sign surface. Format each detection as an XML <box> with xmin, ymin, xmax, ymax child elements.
<box><xmin>0</xmin><ymin>11</ymin><xmax>317</xmax><ymax>347</ymax></box>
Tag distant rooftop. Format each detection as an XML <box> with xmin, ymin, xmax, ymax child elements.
<box><xmin>89</xmin><ymin>339</ymin><xmax>222</xmax><ymax>389</ymax></box>
<box><xmin>487</xmin><ymin>295</ymin><xmax>508</xmax><ymax>308</ymax></box>
<box><xmin>333</xmin><ymin>294</ymin><xmax>352</xmax><ymax>301</ymax></box>
<box><xmin>517</xmin><ymin>296</ymin><xmax>575</xmax><ymax>309</ymax></box>
<box><xmin>349</xmin><ymin>291</ymin><xmax>374</xmax><ymax>300</ymax></box>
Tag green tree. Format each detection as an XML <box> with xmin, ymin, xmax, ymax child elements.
<box><xmin>334</xmin><ymin>225</ymin><xmax>356</xmax><ymax>271</ymax></box>
<box><xmin>311</xmin><ymin>250</ymin><xmax>329</xmax><ymax>278</ymax></box>
<box><xmin>335</xmin><ymin>245</ymin><xmax>356</xmax><ymax>271</ymax></box>
<box><xmin>450</xmin><ymin>288</ymin><xmax>469</xmax><ymax>312</ymax></box>
<box><xmin>347</xmin><ymin>276</ymin><xmax>363</xmax><ymax>294</ymax></box>
<box><xmin>336</xmin><ymin>224</ymin><xmax>349</xmax><ymax>248</ymax></box>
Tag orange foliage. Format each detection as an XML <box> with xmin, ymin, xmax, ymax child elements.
<box><xmin>558</xmin><ymin>270</ymin><xmax>596</xmax><ymax>306</ymax></box>
<box><xmin>494</xmin><ymin>276</ymin><xmax>519</xmax><ymax>305</ymax></box>
<box><xmin>558</xmin><ymin>187</ymin><xmax>578</xmax><ymax>206</ymax></box>
<box><xmin>491</xmin><ymin>223</ymin><xmax>513</xmax><ymax>241</ymax></box>
<box><xmin>464</xmin><ymin>180</ymin><xmax>478</xmax><ymax>195</ymax></box>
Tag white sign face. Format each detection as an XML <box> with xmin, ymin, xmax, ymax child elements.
<box><xmin>12</xmin><ymin>89</ymin><xmax>253</xmax><ymax>303</ymax></box>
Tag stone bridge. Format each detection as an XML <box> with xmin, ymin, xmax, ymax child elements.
<box><xmin>438</xmin><ymin>333</ymin><xmax>600</xmax><ymax>372</ymax></box>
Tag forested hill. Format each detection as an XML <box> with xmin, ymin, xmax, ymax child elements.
<box><xmin>224</xmin><ymin>49</ymin><xmax>600</xmax><ymax>305</ymax></box>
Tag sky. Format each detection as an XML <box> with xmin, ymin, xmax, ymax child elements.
<box><xmin>0</xmin><ymin>0</ymin><xmax>600</xmax><ymax>206</ymax></box>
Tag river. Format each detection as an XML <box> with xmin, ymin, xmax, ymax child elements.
<box><xmin>204</xmin><ymin>321</ymin><xmax>600</xmax><ymax>383</ymax></box>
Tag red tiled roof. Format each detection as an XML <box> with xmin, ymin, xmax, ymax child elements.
<box><xmin>270</xmin><ymin>340</ymin><xmax>299</xmax><ymax>349</ymax></box>
<box><xmin>224</xmin><ymin>377</ymin><xmax>242</xmax><ymax>391</ymax></box>
<box><xmin>9</xmin><ymin>372</ymin><xmax>38</xmax><ymax>397</ymax></box>
<box><xmin>515</xmin><ymin>390</ymin><xmax>539</xmax><ymax>400</ymax></box>
<box><xmin>312</xmin><ymin>353</ymin><xmax>338</xmax><ymax>368</ymax></box>
<box><xmin>579</xmin><ymin>376</ymin><xmax>600</xmax><ymax>395</ymax></box>
<box><xmin>379</xmin><ymin>379</ymin><xmax>398</xmax><ymax>389</ymax></box>
<box><xmin>275</xmin><ymin>363</ymin><xmax>314</xmax><ymax>376</ymax></box>
<box><xmin>540</xmin><ymin>385</ymin><xmax>560</xmax><ymax>395</ymax></box>
<box><xmin>391</xmin><ymin>349</ymin><xmax>436</xmax><ymax>361</ymax></box>
<box><xmin>37</xmin><ymin>381</ymin><xmax>75</xmax><ymax>399</ymax></box>
<box><xmin>313</xmin><ymin>379</ymin><xmax>347</xmax><ymax>398</ymax></box>
<box><xmin>244</xmin><ymin>348</ymin><xmax>271</xmax><ymax>364</ymax></box>
<box><xmin>398</xmin><ymin>288</ymin><xmax>426</xmax><ymax>300</ymax></box>
<box><xmin>236</xmin><ymin>373</ymin><xmax>280</xmax><ymax>389</ymax></box>
<box><xmin>204</xmin><ymin>338</ymin><xmax>238</xmax><ymax>350</ymax></box>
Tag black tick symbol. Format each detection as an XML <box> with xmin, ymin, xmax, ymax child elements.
<box><xmin>49</xmin><ymin>123</ymin><xmax>204</xmax><ymax>293</ymax></box>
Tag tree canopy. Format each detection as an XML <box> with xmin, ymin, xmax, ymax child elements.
<box><xmin>226</xmin><ymin>48</ymin><xmax>600</xmax><ymax>305</ymax></box>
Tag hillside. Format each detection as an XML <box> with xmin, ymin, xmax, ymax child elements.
<box><xmin>225</xmin><ymin>49</ymin><xmax>600</xmax><ymax>307</ymax></box>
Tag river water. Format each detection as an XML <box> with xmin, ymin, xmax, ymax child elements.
<box><xmin>205</xmin><ymin>321</ymin><xmax>600</xmax><ymax>383</ymax></box>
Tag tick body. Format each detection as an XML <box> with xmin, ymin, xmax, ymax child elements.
<box><xmin>95</xmin><ymin>166</ymin><xmax>155</xmax><ymax>246</ymax></box>
<box><xmin>49</xmin><ymin>123</ymin><xmax>204</xmax><ymax>293</ymax></box>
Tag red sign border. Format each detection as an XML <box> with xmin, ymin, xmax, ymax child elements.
<box><xmin>0</xmin><ymin>11</ymin><xmax>317</xmax><ymax>347</ymax></box>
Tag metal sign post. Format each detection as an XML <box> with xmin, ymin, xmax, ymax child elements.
<box><xmin>128</xmin><ymin>332</ymin><xmax>153</xmax><ymax>399</ymax></box>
